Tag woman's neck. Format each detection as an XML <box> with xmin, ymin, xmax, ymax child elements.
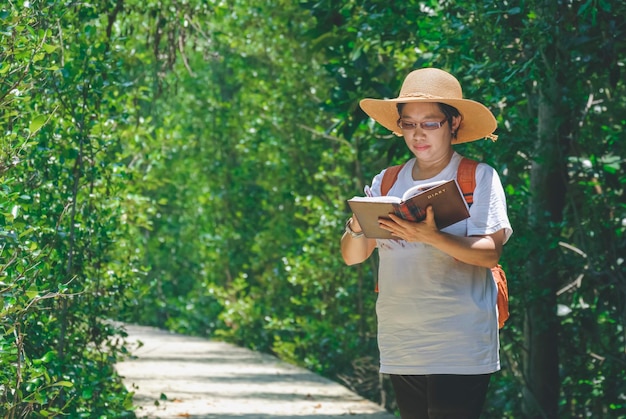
<box><xmin>412</xmin><ymin>150</ymin><xmax>454</xmax><ymax>180</ymax></box>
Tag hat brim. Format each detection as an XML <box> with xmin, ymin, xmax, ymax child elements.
<box><xmin>359</xmin><ymin>97</ymin><xmax>497</xmax><ymax>144</ymax></box>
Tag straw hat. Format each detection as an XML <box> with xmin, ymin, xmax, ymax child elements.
<box><xmin>359</xmin><ymin>68</ymin><xmax>498</xmax><ymax>144</ymax></box>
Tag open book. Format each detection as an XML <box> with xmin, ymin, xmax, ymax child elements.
<box><xmin>347</xmin><ymin>179</ymin><xmax>470</xmax><ymax>239</ymax></box>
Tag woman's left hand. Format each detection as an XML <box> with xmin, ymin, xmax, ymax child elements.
<box><xmin>378</xmin><ymin>206</ymin><xmax>439</xmax><ymax>243</ymax></box>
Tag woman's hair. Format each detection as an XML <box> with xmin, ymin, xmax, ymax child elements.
<box><xmin>396</xmin><ymin>102</ymin><xmax>461</xmax><ymax>124</ymax></box>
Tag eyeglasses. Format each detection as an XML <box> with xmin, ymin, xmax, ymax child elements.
<box><xmin>397</xmin><ymin>118</ymin><xmax>447</xmax><ymax>131</ymax></box>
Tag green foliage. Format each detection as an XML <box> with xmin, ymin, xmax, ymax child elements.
<box><xmin>1</xmin><ymin>0</ymin><xmax>150</xmax><ymax>416</ymax></box>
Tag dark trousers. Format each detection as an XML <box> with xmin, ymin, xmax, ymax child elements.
<box><xmin>390</xmin><ymin>373</ymin><xmax>492</xmax><ymax>419</ymax></box>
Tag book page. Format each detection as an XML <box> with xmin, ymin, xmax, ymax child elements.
<box><xmin>348</xmin><ymin>195</ymin><xmax>401</xmax><ymax>203</ymax></box>
<box><xmin>401</xmin><ymin>180</ymin><xmax>448</xmax><ymax>201</ymax></box>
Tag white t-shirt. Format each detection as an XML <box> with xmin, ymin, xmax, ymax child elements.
<box><xmin>369</xmin><ymin>152</ymin><xmax>513</xmax><ymax>375</ymax></box>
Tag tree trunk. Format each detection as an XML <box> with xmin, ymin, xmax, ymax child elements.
<box><xmin>523</xmin><ymin>76</ymin><xmax>567</xmax><ymax>418</ymax></box>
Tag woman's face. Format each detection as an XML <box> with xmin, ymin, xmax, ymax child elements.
<box><xmin>398</xmin><ymin>102</ymin><xmax>460</xmax><ymax>162</ymax></box>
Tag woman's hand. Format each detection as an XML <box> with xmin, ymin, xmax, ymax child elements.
<box><xmin>350</xmin><ymin>215</ymin><xmax>364</xmax><ymax>233</ymax></box>
<box><xmin>378</xmin><ymin>206</ymin><xmax>439</xmax><ymax>243</ymax></box>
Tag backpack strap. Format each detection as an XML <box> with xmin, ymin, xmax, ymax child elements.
<box><xmin>380</xmin><ymin>164</ymin><xmax>406</xmax><ymax>196</ymax></box>
<box><xmin>457</xmin><ymin>158</ymin><xmax>479</xmax><ymax>206</ymax></box>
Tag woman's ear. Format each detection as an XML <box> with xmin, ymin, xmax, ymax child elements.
<box><xmin>451</xmin><ymin>115</ymin><xmax>462</xmax><ymax>133</ymax></box>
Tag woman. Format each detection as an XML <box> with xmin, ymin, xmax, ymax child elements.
<box><xmin>341</xmin><ymin>68</ymin><xmax>512</xmax><ymax>419</ymax></box>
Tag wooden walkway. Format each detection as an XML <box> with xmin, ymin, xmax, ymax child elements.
<box><xmin>116</xmin><ymin>324</ymin><xmax>394</xmax><ymax>419</ymax></box>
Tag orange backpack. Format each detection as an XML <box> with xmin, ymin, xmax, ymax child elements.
<box><xmin>380</xmin><ymin>158</ymin><xmax>510</xmax><ymax>329</ymax></box>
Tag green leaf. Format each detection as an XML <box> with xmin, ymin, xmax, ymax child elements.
<box><xmin>25</xmin><ymin>288</ymin><xmax>39</xmax><ymax>299</ymax></box>
<box><xmin>28</xmin><ymin>114</ymin><xmax>47</xmax><ymax>133</ymax></box>
<box><xmin>603</xmin><ymin>163</ymin><xmax>619</xmax><ymax>174</ymax></box>
<box><xmin>42</xmin><ymin>44</ymin><xmax>57</xmax><ymax>53</ymax></box>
